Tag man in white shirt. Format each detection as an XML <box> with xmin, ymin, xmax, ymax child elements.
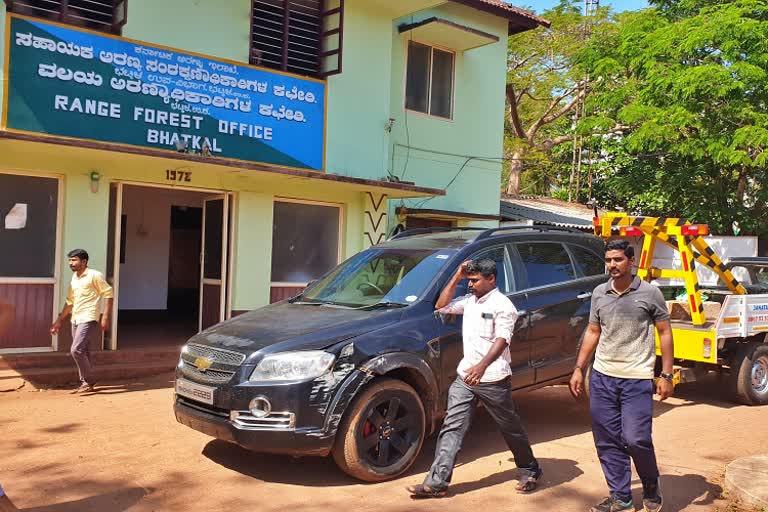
<box><xmin>408</xmin><ymin>258</ymin><xmax>541</xmax><ymax>498</ymax></box>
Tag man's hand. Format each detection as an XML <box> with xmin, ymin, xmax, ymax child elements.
<box><xmin>463</xmin><ymin>364</ymin><xmax>487</xmax><ymax>386</ymax></box>
<box><xmin>569</xmin><ymin>368</ymin><xmax>585</xmax><ymax>399</ymax></box>
<box><xmin>50</xmin><ymin>320</ymin><xmax>61</xmax><ymax>336</ymax></box>
<box><xmin>656</xmin><ymin>377</ymin><xmax>673</xmax><ymax>401</ymax></box>
<box><xmin>101</xmin><ymin>315</ymin><xmax>110</xmax><ymax>332</ymax></box>
<box><xmin>456</xmin><ymin>260</ymin><xmax>472</xmax><ymax>280</ymax></box>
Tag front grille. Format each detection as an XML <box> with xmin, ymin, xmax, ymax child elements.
<box><xmin>177</xmin><ymin>397</ymin><xmax>229</xmax><ymax>419</ymax></box>
<box><xmin>230</xmin><ymin>411</ymin><xmax>296</xmax><ymax>431</ymax></box>
<box><xmin>180</xmin><ymin>343</ymin><xmax>247</xmax><ymax>384</ymax></box>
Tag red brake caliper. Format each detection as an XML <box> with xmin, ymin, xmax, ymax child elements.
<box><xmin>363</xmin><ymin>420</ymin><xmax>375</xmax><ymax>438</ymax></box>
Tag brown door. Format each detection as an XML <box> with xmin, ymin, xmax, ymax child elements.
<box><xmin>199</xmin><ymin>195</ymin><xmax>229</xmax><ymax>331</ymax></box>
<box><xmin>0</xmin><ymin>173</ymin><xmax>61</xmax><ymax>352</ymax></box>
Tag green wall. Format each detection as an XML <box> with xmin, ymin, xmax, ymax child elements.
<box><xmin>387</xmin><ymin>4</ymin><xmax>508</xmax><ymax>218</ymax></box>
<box><xmin>123</xmin><ymin>0</ymin><xmax>251</xmax><ymax>63</ymax></box>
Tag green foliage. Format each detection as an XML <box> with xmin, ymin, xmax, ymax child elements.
<box><xmin>580</xmin><ymin>0</ymin><xmax>768</xmax><ymax>236</ymax></box>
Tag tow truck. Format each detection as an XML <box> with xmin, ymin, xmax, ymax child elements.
<box><xmin>594</xmin><ymin>213</ymin><xmax>768</xmax><ymax>405</ymax></box>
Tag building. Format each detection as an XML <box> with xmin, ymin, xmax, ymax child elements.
<box><xmin>0</xmin><ymin>0</ymin><xmax>547</xmax><ymax>355</ymax></box>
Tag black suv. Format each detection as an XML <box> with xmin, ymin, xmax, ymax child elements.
<box><xmin>174</xmin><ymin>226</ymin><xmax>608</xmax><ymax>481</ymax></box>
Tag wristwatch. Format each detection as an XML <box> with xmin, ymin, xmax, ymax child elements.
<box><xmin>659</xmin><ymin>372</ymin><xmax>674</xmax><ymax>383</ymax></box>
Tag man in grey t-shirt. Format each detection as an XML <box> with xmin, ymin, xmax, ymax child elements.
<box><xmin>570</xmin><ymin>240</ymin><xmax>674</xmax><ymax>512</ymax></box>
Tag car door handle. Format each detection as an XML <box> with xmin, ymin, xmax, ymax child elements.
<box><xmin>577</xmin><ymin>292</ymin><xmax>592</xmax><ymax>300</ymax></box>
<box><xmin>427</xmin><ymin>338</ymin><xmax>440</xmax><ymax>355</ymax></box>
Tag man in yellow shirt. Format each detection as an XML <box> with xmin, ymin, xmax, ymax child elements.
<box><xmin>51</xmin><ymin>249</ymin><xmax>114</xmax><ymax>393</ymax></box>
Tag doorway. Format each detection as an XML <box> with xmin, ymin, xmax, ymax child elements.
<box><xmin>107</xmin><ymin>183</ymin><xmax>232</xmax><ymax>350</ymax></box>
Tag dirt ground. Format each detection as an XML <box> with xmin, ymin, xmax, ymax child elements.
<box><xmin>1</xmin><ymin>373</ymin><xmax>765</xmax><ymax>512</ymax></box>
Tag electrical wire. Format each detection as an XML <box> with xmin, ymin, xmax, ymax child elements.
<box><xmin>400</xmin><ymin>17</ymin><xmax>415</xmax><ymax>181</ymax></box>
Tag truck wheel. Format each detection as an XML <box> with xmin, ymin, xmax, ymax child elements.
<box><xmin>729</xmin><ymin>343</ymin><xmax>768</xmax><ymax>406</ymax></box>
<box><xmin>332</xmin><ymin>378</ymin><xmax>426</xmax><ymax>482</ymax></box>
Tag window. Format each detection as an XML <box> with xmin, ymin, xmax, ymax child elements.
<box><xmin>304</xmin><ymin>248</ymin><xmax>452</xmax><ymax>307</ymax></box>
<box><xmin>271</xmin><ymin>201</ymin><xmax>340</xmax><ymax>284</ymax></box>
<box><xmin>0</xmin><ymin>174</ymin><xmax>59</xmax><ymax>278</ymax></box>
<box><xmin>569</xmin><ymin>245</ymin><xmax>606</xmax><ymax>277</ymax></box>
<box><xmin>516</xmin><ymin>242</ymin><xmax>576</xmax><ymax>289</ymax></box>
<box><xmin>472</xmin><ymin>245</ymin><xmax>512</xmax><ymax>294</ymax></box>
<box><xmin>405</xmin><ymin>41</ymin><xmax>454</xmax><ymax>119</ymax></box>
<box><xmin>250</xmin><ymin>0</ymin><xmax>343</xmax><ymax>77</ymax></box>
<box><xmin>5</xmin><ymin>0</ymin><xmax>127</xmax><ymax>34</ymax></box>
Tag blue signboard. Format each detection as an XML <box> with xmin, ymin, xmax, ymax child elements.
<box><xmin>5</xmin><ymin>15</ymin><xmax>326</xmax><ymax>171</ymax></box>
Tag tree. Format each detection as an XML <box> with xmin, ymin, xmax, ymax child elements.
<box><xmin>582</xmin><ymin>0</ymin><xmax>768</xmax><ymax>235</ymax></box>
<box><xmin>504</xmin><ymin>1</ymin><xmax>616</xmax><ymax>196</ymax></box>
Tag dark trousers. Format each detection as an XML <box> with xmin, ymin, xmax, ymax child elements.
<box><xmin>590</xmin><ymin>370</ymin><xmax>659</xmax><ymax>502</ymax></box>
<box><xmin>423</xmin><ymin>377</ymin><xmax>540</xmax><ymax>491</ymax></box>
<box><xmin>71</xmin><ymin>321</ymin><xmax>98</xmax><ymax>385</ymax></box>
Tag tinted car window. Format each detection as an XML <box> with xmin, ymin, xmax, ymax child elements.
<box><xmin>516</xmin><ymin>242</ymin><xmax>575</xmax><ymax>288</ymax></box>
<box><xmin>472</xmin><ymin>245</ymin><xmax>511</xmax><ymax>293</ymax></box>
<box><xmin>569</xmin><ymin>245</ymin><xmax>606</xmax><ymax>277</ymax></box>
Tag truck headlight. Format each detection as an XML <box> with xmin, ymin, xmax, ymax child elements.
<box><xmin>249</xmin><ymin>351</ymin><xmax>335</xmax><ymax>382</ymax></box>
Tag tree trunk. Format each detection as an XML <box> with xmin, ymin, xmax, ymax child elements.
<box><xmin>736</xmin><ymin>168</ymin><xmax>748</xmax><ymax>204</ymax></box>
<box><xmin>505</xmin><ymin>152</ymin><xmax>525</xmax><ymax>196</ymax></box>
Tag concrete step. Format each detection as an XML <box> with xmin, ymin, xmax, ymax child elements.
<box><xmin>725</xmin><ymin>454</ymin><xmax>768</xmax><ymax>508</ymax></box>
<box><xmin>0</xmin><ymin>361</ymin><xmax>177</xmax><ymax>388</ymax></box>
<box><xmin>0</xmin><ymin>347</ymin><xmax>182</xmax><ymax>371</ymax></box>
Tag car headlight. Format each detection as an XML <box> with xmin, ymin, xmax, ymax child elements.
<box><xmin>249</xmin><ymin>351</ymin><xmax>336</xmax><ymax>382</ymax></box>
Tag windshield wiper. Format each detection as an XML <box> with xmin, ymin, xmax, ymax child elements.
<box><xmin>362</xmin><ymin>302</ymin><xmax>408</xmax><ymax>310</ymax></box>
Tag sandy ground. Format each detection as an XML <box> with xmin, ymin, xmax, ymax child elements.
<box><xmin>0</xmin><ymin>373</ymin><xmax>765</xmax><ymax>512</ymax></box>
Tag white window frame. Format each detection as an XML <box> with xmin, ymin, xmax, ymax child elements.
<box><xmin>404</xmin><ymin>39</ymin><xmax>456</xmax><ymax>121</ymax></box>
<box><xmin>270</xmin><ymin>197</ymin><xmax>345</xmax><ymax>288</ymax></box>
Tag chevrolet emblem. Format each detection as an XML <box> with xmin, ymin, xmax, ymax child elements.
<box><xmin>195</xmin><ymin>356</ymin><xmax>213</xmax><ymax>372</ymax></box>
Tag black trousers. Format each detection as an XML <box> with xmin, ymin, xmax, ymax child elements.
<box><xmin>423</xmin><ymin>377</ymin><xmax>540</xmax><ymax>490</ymax></box>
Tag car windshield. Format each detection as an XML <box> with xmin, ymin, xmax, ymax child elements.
<box><xmin>729</xmin><ymin>265</ymin><xmax>768</xmax><ymax>286</ymax></box>
<box><xmin>300</xmin><ymin>248</ymin><xmax>456</xmax><ymax>307</ymax></box>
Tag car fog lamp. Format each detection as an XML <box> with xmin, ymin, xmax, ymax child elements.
<box><xmin>249</xmin><ymin>397</ymin><xmax>272</xmax><ymax>418</ymax></box>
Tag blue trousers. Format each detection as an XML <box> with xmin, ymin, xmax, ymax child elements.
<box><xmin>590</xmin><ymin>370</ymin><xmax>659</xmax><ymax>502</ymax></box>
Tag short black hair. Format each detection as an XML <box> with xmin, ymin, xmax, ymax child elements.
<box><xmin>467</xmin><ymin>258</ymin><xmax>497</xmax><ymax>278</ymax></box>
<box><xmin>67</xmin><ymin>249</ymin><xmax>89</xmax><ymax>261</ymax></box>
<box><xmin>605</xmin><ymin>239</ymin><xmax>634</xmax><ymax>259</ymax></box>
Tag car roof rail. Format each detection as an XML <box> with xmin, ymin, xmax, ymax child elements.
<box><xmin>390</xmin><ymin>227</ymin><xmax>487</xmax><ymax>240</ymax></box>
<box><xmin>473</xmin><ymin>224</ymin><xmax>587</xmax><ymax>242</ymax></box>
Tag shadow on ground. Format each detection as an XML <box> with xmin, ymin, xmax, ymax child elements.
<box><xmin>201</xmin><ymin>378</ymin><xmax>743</xmax><ymax>490</ymax></box>
<box><xmin>634</xmin><ymin>473</ymin><xmax>724</xmax><ymax>512</ymax></box>
<box><xmin>21</xmin><ymin>487</ymin><xmax>151</xmax><ymax>512</ymax></box>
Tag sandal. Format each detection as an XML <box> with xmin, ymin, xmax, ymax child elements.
<box><xmin>515</xmin><ymin>473</ymin><xmax>540</xmax><ymax>493</ymax></box>
<box><xmin>406</xmin><ymin>484</ymin><xmax>447</xmax><ymax>499</ymax></box>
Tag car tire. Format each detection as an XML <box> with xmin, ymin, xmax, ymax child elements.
<box><xmin>729</xmin><ymin>342</ymin><xmax>768</xmax><ymax>406</ymax></box>
<box><xmin>332</xmin><ymin>378</ymin><xmax>426</xmax><ymax>482</ymax></box>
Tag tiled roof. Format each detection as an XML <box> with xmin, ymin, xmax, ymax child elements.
<box><xmin>499</xmin><ymin>196</ymin><xmax>599</xmax><ymax>229</ymax></box>
<box><xmin>453</xmin><ymin>0</ymin><xmax>551</xmax><ymax>30</ymax></box>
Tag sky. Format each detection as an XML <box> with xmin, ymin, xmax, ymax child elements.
<box><xmin>521</xmin><ymin>0</ymin><xmax>649</xmax><ymax>14</ymax></box>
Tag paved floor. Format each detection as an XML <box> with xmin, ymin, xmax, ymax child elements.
<box><xmin>725</xmin><ymin>454</ymin><xmax>768</xmax><ymax>509</ymax></box>
<box><xmin>0</xmin><ymin>373</ymin><xmax>764</xmax><ymax>511</ymax></box>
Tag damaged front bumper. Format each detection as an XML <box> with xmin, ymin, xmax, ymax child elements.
<box><xmin>174</xmin><ymin>367</ymin><xmax>372</xmax><ymax>457</ymax></box>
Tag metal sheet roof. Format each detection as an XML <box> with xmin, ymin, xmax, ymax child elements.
<box><xmin>499</xmin><ymin>197</ymin><xmax>597</xmax><ymax>230</ymax></box>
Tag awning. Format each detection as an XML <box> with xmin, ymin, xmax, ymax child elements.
<box><xmin>398</xmin><ymin>17</ymin><xmax>500</xmax><ymax>51</ymax></box>
<box><xmin>0</xmin><ymin>131</ymin><xmax>444</xmax><ymax>199</ymax></box>
<box><xmin>403</xmin><ymin>207</ymin><xmax>500</xmax><ymax>222</ymax></box>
